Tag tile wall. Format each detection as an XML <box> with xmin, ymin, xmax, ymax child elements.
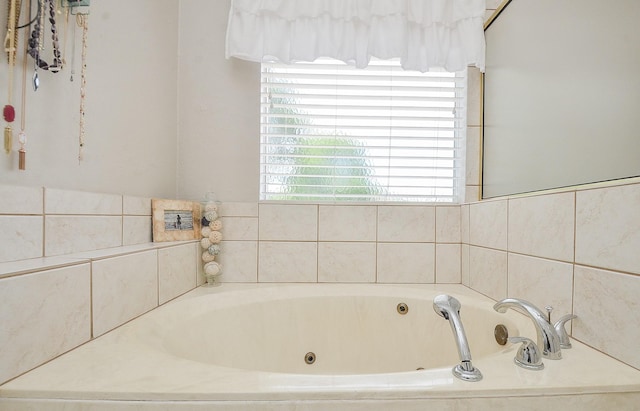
<box><xmin>218</xmin><ymin>203</ymin><xmax>461</xmax><ymax>284</ymax></box>
<box><xmin>1</xmin><ymin>179</ymin><xmax>639</xmax><ymax>388</ymax></box>
<box><xmin>0</xmin><ymin>185</ymin><xmax>201</xmax><ymax>385</ymax></box>
<box><xmin>461</xmin><ymin>180</ymin><xmax>640</xmax><ymax>370</ymax></box>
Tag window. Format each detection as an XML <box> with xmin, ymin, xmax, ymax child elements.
<box><xmin>260</xmin><ymin>59</ymin><xmax>467</xmax><ymax>203</ymax></box>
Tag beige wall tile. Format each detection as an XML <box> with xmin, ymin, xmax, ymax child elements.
<box><xmin>92</xmin><ymin>251</ymin><xmax>158</xmax><ymax>337</ymax></box>
<box><xmin>217</xmin><ymin>241</ymin><xmax>258</xmax><ymax>282</ymax></box>
<box><xmin>220</xmin><ymin>217</ymin><xmax>258</xmax><ymax>241</ymax></box>
<box><xmin>508</xmin><ymin>253</ymin><xmax>574</xmax><ymax>318</ymax></box>
<box><xmin>469</xmin><ymin>246</ymin><xmax>507</xmax><ymax>300</ymax></box>
<box><xmin>0</xmin><ymin>216</ymin><xmax>43</xmax><ymax>263</ymax></box>
<box><xmin>196</xmin><ymin>243</ymin><xmax>205</xmax><ymax>286</ymax></box>
<box><xmin>123</xmin><ymin>196</ymin><xmax>151</xmax><ymax>215</ymax></box>
<box><xmin>0</xmin><ymin>255</ymin><xmax>89</xmax><ymax>279</ymax></box>
<box><xmin>465</xmin><ymin>126</ymin><xmax>481</xmax><ymax>186</ymax></box>
<box><xmin>436</xmin><ymin>206</ymin><xmax>461</xmax><ymax>243</ymax></box>
<box><xmin>576</xmin><ymin>183</ymin><xmax>640</xmax><ymax>275</ymax></box>
<box><xmin>573</xmin><ymin>266</ymin><xmax>640</xmax><ymax>369</ymax></box>
<box><xmin>259</xmin><ymin>204</ymin><xmax>318</xmax><ymax>241</ymax></box>
<box><xmin>436</xmin><ymin>244</ymin><xmax>461</xmax><ymax>284</ymax></box>
<box><xmin>45</xmin><ymin>216</ymin><xmax>123</xmax><ymax>256</ymax></box>
<box><xmin>377</xmin><ymin>242</ymin><xmax>435</xmax><ymax>283</ymax></box>
<box><xmin>158</xmin><ymin>244</ymin><xmax>197</xmax><ymax>304</ymax></box>
<box><xmin>318</xmin><ymin>242</ymin><xmax>376</xmax><ymax>283</ymax></box>
<box><xmin>258</xmin><ymin>242</ymin><xmax>317</xmax><ymax>282</ymax></box>
<box><xmin>319</xmin><ymin>205</ymin><xmax>377</xmax><ymax>241</ymax></box>
<box><xmin>469</xmin><ymin>200</ymin><xmax>508</xmax><ymax>250</ymax></box>
<box><xmin>508</xmin><ymin>192</ymin><xmax>575</xmax><ymax>262</ymax></box>
<box><xmin>0</xmin><ymin>264</ymin><xmax>91</xmax><ymax>384</ymax></box>
<box><xmin>465</xmin><ymin>185</ymin><xmax>481</xmax><ymax>203</ymax></box>
<box><xmin>461</xmin><ymin>204</ymin><xmax>470</xmax><ymax>244</ymax></box>
<box><xmin>467</xmin><ymin>67</ymin><xmax>482</xmax><ymax>127</ymax></box>
<box><xmin>123</xmin><ymin>216</ymin><xmax>152</xmax><ymax>245</ymax></box>
<box><xmin>0</xmin><ymin>184</ymin><xmax>43</xmax><ymax>214</ymax></box>
<box><xmin>378</xmin><ymin>206</ymin><xmax>435</xmax><ymax>242</ymax></box>
<box><xmin>44</xmin><ymin>188</ymin><xmax>122</xmax><ymax>215</ymax></box>
<box><xmin>219</xmin><ymin>202</ymin><xmax>258</xmax><ymax>217</ymax></box>
<box><xmin>461</xmin><ymin>244</ymin><xmax>470</xmax><ymax>286</ymax></box>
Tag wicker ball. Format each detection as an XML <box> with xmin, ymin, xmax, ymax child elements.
<box><xmin>202</xmin><ymin>251</ymin><xmax>216</xmax><ymax>263</ymax></box>
<box><xmin>209</xmin><ymin>230</ymin><xmax>222</xmax><ymax>244</ymax></box>
<box><xmin>204</xmin><ymin>210</ymin><xmax>218</xmax><ymax>222</ymax></box>
<box><xmin>200</xmin><ymin>237</ymin><xmax>212</xmax><ymax>249</ymax></box>
<box><xmin>209</xmin><ymin>219</ymin><xmax>222</xmax><ymax>231</ymax></box>
<box><xmin>208</xmin><ymin>244</ymin><xmax>221</xmax><ymax>255</ymax></box>
<box><xmin>204</xmin><ymin>261</ymin><xmax>222</xmax><ymax>276</ymax></box>
<box><xmin>204</xmin><ymin>202</ymin><xmax>218</xmax><ymax>213</ymax></box>
<box><xmin>201</xmin><ymin>226</ymin><xmax>212</xmax><ymax>238</ymax></box>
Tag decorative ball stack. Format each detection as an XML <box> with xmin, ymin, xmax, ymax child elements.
<box><xmin>200</xmin><ymin>200</ymin><xmax>222</xmax><ymax>285</ymax></box>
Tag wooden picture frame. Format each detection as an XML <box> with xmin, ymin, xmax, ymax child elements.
<box><xmin>151</xmin><ymin>199</ymin><xmax>201</xmax><ymax>242</ymax></box>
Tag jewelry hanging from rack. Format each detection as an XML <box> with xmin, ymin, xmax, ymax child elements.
<box><xmin>64</xmin><ymin>0</ymin><xmax>91</xmax><ymax>83</ymax></box>
<box><xmin>60</xmin><ymin>0</ymin><xmax>70</xmax><ymax>76</ymax></box>
<box><xmin>4</xmin><ymin>0</ymin><xmax>20</xmax><ymax>154</ymax></box>
<box><xmin>76</xmin><ymin>11</ymin><xmax>88</xmax><ymax>163</ymax></box>
<box><xmin>6</xmin><ymin>0</ymin><xmax>22</xmax><ymax>63</ymax></box>
<box><xmin>69</xmin><ymin>6</ymin><xmax>76</xmax><ymax>82</ymax></box>
<box><xmin>18</xmin><ymin>0</ymin><xmax>33</xmax><ymax>170</ymax></box>
<box><xmin>28</xmin><ymin>0</ymin><xmax>62</xmax><ymax>81</ymax></box>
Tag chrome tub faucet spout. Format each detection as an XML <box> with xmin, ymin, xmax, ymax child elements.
<box><xmin>493</xmin><ymin>298</ymin><xmax>562</xmax><ymax>360</ymax></box>
<box><xmin>433</xmin><ymin>294</ymin><xmax>482</xmax><ymax>382</ymax></box>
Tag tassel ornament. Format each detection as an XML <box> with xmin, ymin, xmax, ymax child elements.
<box><xmin>18</xmin><ymin>147</ymin><xmax>25</xmax><ymax>170</ymax></box>
<box><xmin>4</xmin><ymin>126</ymin><xmax>13</xmax><ymax>154</ymax></box>
<box><xmin>17</xmin><ymin>131</ymin><xmax>26</xmax><ymax>170</ymax></box>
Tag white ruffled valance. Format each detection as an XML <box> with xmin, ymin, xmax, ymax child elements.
<box><xmin>225</xmin><ymin>0</ymin><xmax>486</xmax><ymax>72</ymax></box>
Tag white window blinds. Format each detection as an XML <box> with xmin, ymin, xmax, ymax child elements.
<box><xmin>260</xmin><ymin>59</ymin><xmax>467</xmax><ymax>203</ymax></box>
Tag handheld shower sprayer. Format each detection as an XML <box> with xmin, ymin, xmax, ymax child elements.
<box><xmin>433</xmin><ymin>294</ymin><xmax>482</xmax><ymax>382</ymax></box>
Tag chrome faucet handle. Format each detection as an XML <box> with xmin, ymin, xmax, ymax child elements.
<box><xmin>493</xmin><ymin>298</ymin><xmax>562</xmax><ymax>360</ymax></box>
<box><xmin>545</xmin><ymin>306</ymin><xmax>553</xmax><ymax>322</ymax></box>
<box><xmin>553</xmin><ymin>314</ymin><xmax>577</xmax><ymax>349</ymax></box>
<box><xmin>509</xmin><ymin>336</ymin><xmax>544</xmax><ymax>370</ymax></box>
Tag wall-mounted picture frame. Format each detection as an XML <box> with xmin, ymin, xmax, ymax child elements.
<box><xmin>151</xmin><ymin>199</ymin><xmax>201</xmax><ymax>242</ymax></box>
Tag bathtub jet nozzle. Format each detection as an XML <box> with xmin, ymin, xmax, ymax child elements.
<box><xmin>433</xmin><ymin>294</ymin><xmax>483</xmax><ymax>382</ymax></box>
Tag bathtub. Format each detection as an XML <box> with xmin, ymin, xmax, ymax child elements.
<box><xmin>1</xmin><ymin>283</ymin><xmax>640</xmax><ymax>410</ymax></box>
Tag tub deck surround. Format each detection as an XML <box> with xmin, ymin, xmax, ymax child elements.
<box><xmin>1</xmin><ymin>284</ymin><xmax>639</xmax><ymax>406</ymax></box>
<box><xmin>0</xmin><ymin>241</ymin><xmax>196</xmax><ymax>280</ymax></box>
<box><xmin>0</xmin><ymin>240</ymin><xmax>202</xmax><ymax>386</ymax></box>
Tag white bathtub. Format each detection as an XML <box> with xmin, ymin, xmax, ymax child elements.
<box><xmin>1</xmin><ymin>283</ymin><xmax>640</xmax><ymax>411</ymax></box>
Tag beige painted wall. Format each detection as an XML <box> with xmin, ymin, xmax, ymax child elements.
<box><xmin>0</xmin><ymin>0</ymin><xmax>178</xmax><ymax>198</ymax></box>
<box><xmin>177</xmin><ymin>0</ymin><xmax>260</xmax><ymax>202</ymax></box>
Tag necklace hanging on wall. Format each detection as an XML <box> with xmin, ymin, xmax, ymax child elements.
<box><xmin>77</xmin><ymin>12</ymin><xmax>88</xmax><ymax>162</ymax></box>
<box><xmin>17</xmin><ymin>0</ymin><xmax>32</xmax><ymax>170</ymax></box>
<box><xmin>28</xmin><ymin>0</ymin><xmax>62</xmax><ymax>76</ymax></box>
<box><xmin>31</xmin><ymin>0</ymin><xmax>44</xmax><ymax>90</ymax></box>
<box><xmin>4</xmin><ymin>0</ymin><xmax>20</xmax><ymax>154</ymax></box>
<box><xmin>60</xmin><ymin>1</ymin><xmax>71</xmax><ymax>79</ymax></box>
<box><xmin>5</xmin><ymin>0</ymin><xmax>22</xmax><ymax>63</ymax></box>
<box><xmin>69</xmin><ymin>8</ymin><xmax>76</xmax><ymax>82</ymax></box>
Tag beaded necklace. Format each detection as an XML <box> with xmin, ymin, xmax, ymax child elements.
<box><xmin>77</xmin><ymin>13</ymin><xmax>88</xmax><ymax>162</ymax></box>
<box><xmin>28</xmin><ymin>0</ymin><xmax>61</xmax><ymax>73</ymax></box>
